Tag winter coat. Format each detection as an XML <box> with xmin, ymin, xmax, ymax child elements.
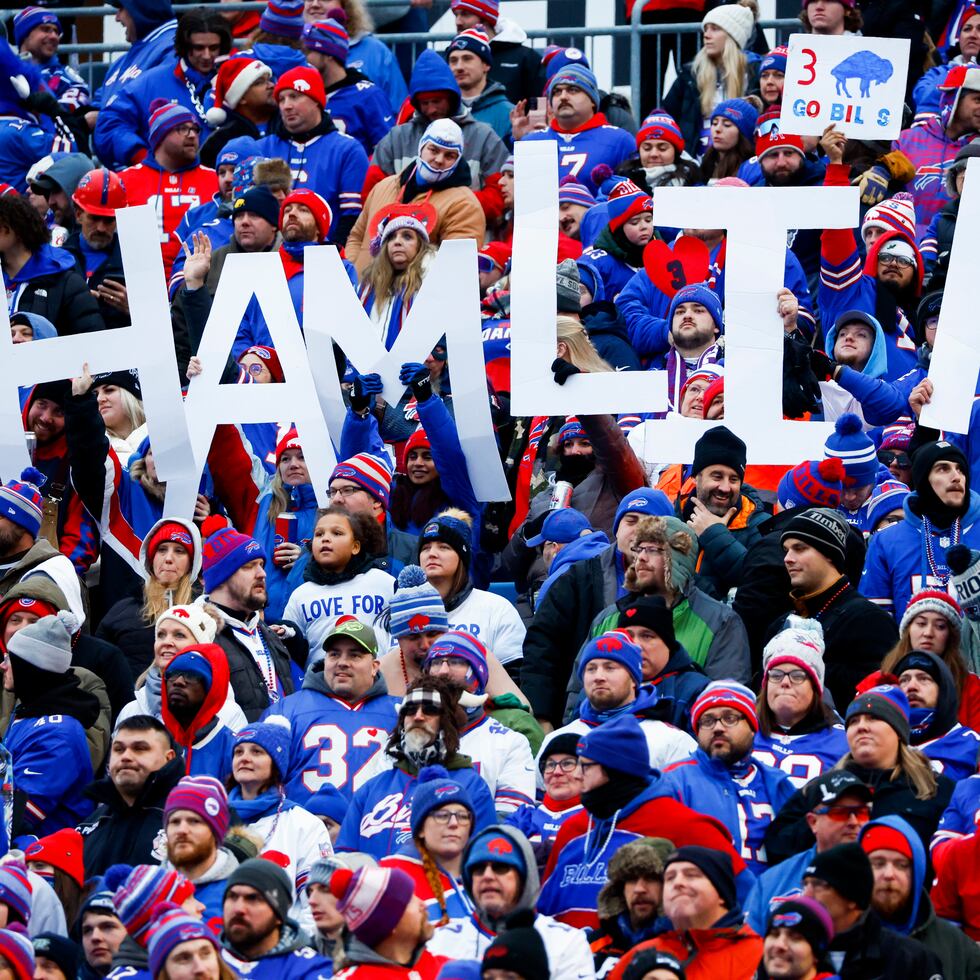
<box><xmin>347</xmin><ymin>32</ymin><xmax>408</xmax><ymax>109</ymax></box>
<box><xmin>662</xmin><ymin>62</ymin><xmax>761</xmax><ymax>155</ymax></box>
<box><xmin>253</xmin><ymin>114</ymin><xmax>368</xmax><ymax>245</ymax></box>
<box><xmin>931</xmin><ymin>809</ymin><xmax>980</xmax><ymax>940</ymax></box>
<box><xmin>367</xmin><ymin>51</ymin><xmax>507</xmax><ymax>191</ymax></box>
<box><xmin>819</xmin><ymin>312</ymin><xmax>890</xmax><ymax>427</ymax></box>
<box><xmin>753</xmin><ymin>719</ymin><xmax>849</xmax><ymax>789</ymax></box>
<box><xmin>458</xmin><ymin>711</ymin><xmax>536</xmax><ymax>813</ymax></box>
<box><xmin>661</xmin><ymin>749</ymin><xmax>795</xmax><ymax>875</ymax></box>
<box><xmin>325</xmin><ymin>68</ymin><xmax>394</xmax><ymax>154</ymax></box>
<box><xmin>380</xmin><ymin>845</ymin><xmax>474</xmax><ymax>923</ymax></box>
<box><xmin>505</xmin><ymin>794</ymin><xmax>584</xmax><ymax>859</ymax></box>
<box><xmin>207</xmin><ymin>599</ymin><xmax>295</xmax><ymax>721</ymax></box>
<box><xmin>582</xmin><ymin>302</ymin><xmax>643</xmax><ymax>371</ymax></box>
<box><xmin>264</xmin><ymin>666</ymin><xmax>398</xmax><ymax>803</ymax></box>
<box><xmin>539</xmin><ymin>778</ymin><xmax>750</xmax><ymax>930</ymax></box>
<box><xmin>77</xmin><ymin>755</ymin><xmax>184</xmax><ymax>877</ymax></box>
<box><xmin>346</xmin><ymin>165</ymin><xmax>485</xmax><ymax>276</ymax></box>
<box><xmin>609</xmin><ymin>909</ymin><xmax>763</xmax><ymax>980</ymax></box>
<box><xmin>921</xmin><ymin>194</ymin><xmax>957</xmax><ymax>290</ymax></box>
<box><xmin>64</xmin><ymin>389</ymin><xmax>163</xmax><ymax>604</ymax></box>
<box><xmin>861</xmin><ymin>489</ymin><xmax>980</xmax><ymax>619</ymax></box>
<box><xmin>819</xmin><ymin>165</ymin><xmax>920</xmax><ymax>382</ymax></box>
<box><xmin>537</xmin><ymin>530</ymin><xmax>611</xmax><ymax>605</ymax></box>
<box><xmin>764</xmin><ymin>760</ymin><xmax>954</xmax><ymax>865</ymax></box>
<box><xmin>178</xmin><ymin>847</ymin><xmax>239</xmax><ymax>929</ymax></box>
<box><xmin>579</xmin><ymin>226</ymin><xmax>644</xmax><ymax>301</ymax></box>
<box><xmin>5</xmin><ymin>243</ymin><xmax>104</xmax><ymax>336</ymax></box>
<box><xmin>823</xmin><ymin>908</ymin><xmax>944</xmax><ymax>979</ymax></box>
<box><xmin>488</xmin><ymin>18</ymin><xmax>543</xmax><ymax>104</ymax></box>
<box><xmin>95</xmin><ymin>58</ymin><xmax>216</xmax><ymax>169</ymax></box>
<box><xmin>466</xmin><ymin>80</ymin><xmax>513</xmax><ymax>142</ymax></box>
<box><xmin>426</xmin><ymin>824</ymin><xmax>596</xmax><ymax>980</ymax></box>
<box><xmin>860</xmin><ymin>814</ymin><xmax>980</xmax><ymax>979</ymax></box>
<box><xmin>91</xmin><ymin>3</ymin><xmax>177</xmax><ymax>111</ymax></box>
<box><xmin>62</xmin><ymin>230</ymin><xmax>129</xmax><ymax>331</ymax></box>
<box><xmin>331</xmin><ymin>941</ymin><xmax>442</xmax><ymax>978</ymax></box>
<box><xmin>96</xmin><ymin>596</ymin><xmax>155</xmax><ymax>685</ymax></box>
<box><xmin>335</xmin><ymin>752</ymin><xmax>497</xmax><ymax>860</ymax></box>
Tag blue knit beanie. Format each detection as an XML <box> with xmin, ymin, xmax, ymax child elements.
<box><xmin>577</xmin><ymin>629</ymin><xmax>643</xmax><ymax>686</ymax></box>
<box><xmin>668</xmin><ymin>283</ymin><xmax>724</xmax><ymax>334</ymax></box>
<box><xmin>711</xmin><ymin>98</ymin><xmax>759</xmax><ymax>142</ymax></box>
<box><xmin>577</xmin><ymin>713</ymin><xmax>651</xmax><ymax>775</ymax></box>
<box><xmin>201</xmin><ymin>516</ymin><xmax>265</xmax><ymax>592</ymax></box>
<box><xmin>613</xmin><ymin>488</ymin><xmax>673</xmax><ymax>534</ymax></box>
<box><xmin>233</xmin><ymin>719</ymin><xmax>292</xmax><ymax>780</ymax></box>
<box><xmin>865</xmin><ymin>479</ymin><xmax>910</xmax><ymax>530</ymax></box>
<box><xmin>546</xmin><ymin>64</ymin><xmax>600</xmax><ymax>110</ymax></box>
<box><xmin>0</xmin><ymin>467</ymin><xmax>45</xmax><ymax>538</ymax></box>
<box><xmin>13</xmin><ymin>7</ymin><xmax>61</xmax><ymax>47</ymax></box>
<box><xmin>823</xmin><ymin>413</ymin><xmax>878</xmax><ymax>488</ymax></box>
<box><xmin>409</xmin><ymin>765</ymin><xmax>475</xmax><ymax>837</ymax></box>
<box><xmin>464</xmin><ymin>829</ymin><xmax>526</xmax><ymax>881</ymax></box>
<box><xmin>389</xmin><ymin>565</ymin><xmax>448</xmax><ymax>639</ymax></box>
<box><xmin>845</xmin><ymin>684</ymin><xmax>910</xmax><ymax>744</ymax></box>
<box><xmin>423</xmin><ymin>629</ymin><xmax>489</xmax><ymax>694</ymax></box>
<box><xmin>166</xmin><ymin>650</ymin><xmax>213</xmax><ymax>687</ymax></box>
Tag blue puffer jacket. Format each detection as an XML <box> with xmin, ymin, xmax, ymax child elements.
<box><xmin>538</xmin><ymin>530</ymin><xmax>610</xmax><ymax>603</ymax></box>
<box><xmin>347</xmin><ymin>33</ymin><xmax>408</xmax><ymax>110</ymax></box>
<box><xmin>92</xmin><ymin>0</ymin><xmax>177</xmax><ymax>112</ymax></box>
<box><xmin>743</xmin><ymin>845</ymin><xmax>815</xmax><ymax>935</ymax></box>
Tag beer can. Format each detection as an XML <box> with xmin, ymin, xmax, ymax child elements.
<box><xmin>273</xmin><ymin>513</ymin><xmax>298</xmax><ymax>566</ymax></box>
<box><xmin>549</xmin><ymin>480</ymin><xmax>573</xmax><ymax>510</ymax></box>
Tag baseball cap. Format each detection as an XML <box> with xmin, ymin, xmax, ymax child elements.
<box><xmin>321</xmin><ymin>616</ymin><xmax>379</xmax><ymax>657</ymax></box>
<box><xmin>803</xmin><ymin>771</ymin><xmax>873</xmax><ymax>810</ymax></box>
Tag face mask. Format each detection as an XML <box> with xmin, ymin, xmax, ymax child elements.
<box><xmin>416</xmin><ymin>146</ymin><xmax>461</xmax><ymax>185</ymax></box>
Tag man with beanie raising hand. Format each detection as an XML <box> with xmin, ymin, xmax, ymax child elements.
<box><xmin>774</xmin><ymin>507</ymin><xmax>897</xmax><ymax>710</ymax></box>
<box><xmin>863</xmin><ymin>438</ymin><xmax>980</xmax><ymax>619</ymax></box>
<box><xmin>1</xmin><ymin>610</ymin><xmax>100</xmax><ymax>841</ymax></box>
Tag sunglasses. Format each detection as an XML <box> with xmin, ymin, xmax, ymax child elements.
<box><xmin>812</xmin><ymin>804</ymin><xmax>871</xmax><ymax>822</ymax></box>
<box><xmin>878</xmin><ymin>450</ymin><xmax>911</xmax><ymax>468</ymax></box>
<box><xmin>401</xmin><ymin>702</ymin><xmax>441</xmax><ymax>717</ymax></box>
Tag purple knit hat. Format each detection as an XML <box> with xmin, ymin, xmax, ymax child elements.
<box><xmin>259</xmin><ymin>0</ymin><xmax>304</xmax><ymax>38</ymax></box>
<box><xmin>147</xmin><ymin>99</ymin><xmax>196</xmax><ymax>153</ymax></box>
<box><xmin>164</xmin><ymin>776</ymin><xmax>230</xmax><ymax>843</ymax></box>
<box><xmin>147</xmin><ymin>903</ymin><xmax>219</xmax><ymax>978</ymax></box>
<box><xmin>423</xmin><ymin>630</ymin><xmax>490</xmax><ymax>694</ymax></box>
<box><xmin>329</xmin><ymin>866</ymin><xmax>416</xmax><ymax>946</ymax></box>
<box><xmin>200</xmin><ymin>516</ymin><xmax>265</xmax><ymax>592</ymax></box>
<box><xmin>302</xmin><ymin>14</ymin><xmax>349</xmax><ymax>61</ymax></box>
<box><xmin>558</xmin><ymin>177</ymin><xmax>596</xmax><ymax>209</ymax></box>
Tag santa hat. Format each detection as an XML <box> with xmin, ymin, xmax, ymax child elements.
<box><xmin>206</xmin><ymin>57</ymin><xmax>272</xmax><ymax>127</ymax></box>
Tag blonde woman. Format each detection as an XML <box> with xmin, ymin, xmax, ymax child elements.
<box><xmin>359</xmin><ymin>208</ymin><xmax>436</xmax><ymax>349</ymax></box>
<box><xmin>662</xmin><ymin>0</ymin><xmax>760</xmax><ymax>155</ymax></box>
<box><xmin>92</xmin><ymin>371</ymin><xmax>146</xmax><ymax>466</ymax></box>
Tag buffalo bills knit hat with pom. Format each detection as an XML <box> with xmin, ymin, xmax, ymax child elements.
<box><xmin>636</xmin><ymin>111</ymin><xmax>684</xmax><ymax>152</ymax></box>
<box><xmin>448</xmin><ymin>26</ymin><xmax>493</xmax><ymax>64</ymax></box>
<box><xmin>146</xmin><ymin>904</ymin><xmax>219</xmax><ymax>979</ymax></box>
<box><xmin>577</xmin><ymin>629</ymin><xmax>643</xmax><ymax>686</ymax></box>
<box><xmin>777</xmin><ymin>458</ymin><xmax>847</xmax><ymax>511</ymax></box>
<box><xmin>259</xmin><ymin>0</ymin><xmax>304</xmax><ymax>37</ymax></box>
<box><xmin>607</xmin><ymin>180</ymin><xmax>651</xmax><ymax>232</ymax></box>
<box><xmin>823</xmin><ymin>413</ymin><xmax>878</xmax><ymax>488</ymax></box>
<box><xmin>898</xmin><ymin>589</ymin><xmax>963</xmax><ymax>636</ymax></box>
<box><xmin>864</xmin><ymin>479</ymin><xmax>910</xmax><ymax>531</ymax></box>
<box><xmin>200</xmin><ymin>515</ymin><xmax>265</xmax><ymax>593</ymax></box>
<box><xmin>110</xmin><ymin>864</ymin><xmax>195</xmax><ymax>943</ymax></box>
<box><xmin>449</xmin><ymin>0</ymin><xmax>499</xmax><ymax>26</ymax></box>
<box><xmin>409</xmin><ymin>765</ymin><xmax>475</xmax><ymax>837</ymax></box>
<box><xmin>762</xmin><ymin>615</ymin><xmax>826</xmax><ymax>695</ymax></box>
<box><xmin>233</xmin><ymin>718</ymin><xmax>292</xmax><ymax>780</ymax></box>
<box><xmin>424</xmin><ymin>630</ymin><xmax>490</xmax><ymax>693</ymax></box>
<box><xmin>0</xmin><ymin>468</ymin><xmax>45</xmax><ymax>538</ymax></box>
<box><xmin>388</xmin><ymin>565</ymin><xmax>448</xmax><ymax>638</ymax></box>
<box><xmin>330</xmin><ymin>866</ymin><xmax>416</xmax><ymax>946</ymax></box>
<box><xmin>330</xmin><ymin>452</ymin><xmax>393</xmax><ymax>508</ymax></box>
<box><xmin>668</xmin><ymin>283</ymin><xmax>723</xmax><ymax>334</ymax></box>
<box><xmin>156</xmin><ymin>605</ymin><xmax>217</xmax><ymax>646</ymax></box>
<box><xmin>302</xmin><ymin>12</ymin><xmax>349</xmax><ymax>61</ymax></box>
<box><xmin>164</xmin><ymin>776</ymin><xmax>230</xmax><ymax>844</ymax></box>
<box><xmin>845</xmin><ymin>685</ymin><xmax>910</xmax><ymax>743</ymax></box>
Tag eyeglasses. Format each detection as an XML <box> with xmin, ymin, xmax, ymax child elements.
<box><xmin>543</xmin><ymin>758</ymin><xmax>578</xmax><ymax>774</ymax></box>
<box><xmin>469</xmin><ymin>861</ymin><xmax>515</xmax><ymax>876</ymax></box>
<box><xmin>577</xmin><ymin>760</ymin><xmax>602</xmax><ymax>773</ymax></box>
<box><xmin>877</xmin><ymin>450</ymin><xmax>911</xmax><ymax>468</ymax></box>
<box><xmin>328</xmin><ymin>485</ymin><xmax>365</xmax><ymax>499</ymax></box>
<box><xmin>879</xmin><ymin>253</ymin><xmax>915</xmax><ymax>269</ymax></box>
<box><xmin>631</xmin><ymin>545</ymin><xmax>665</xmax><ymax>559</ymax></box>
<box><xmin>696</xmin><ymin>711</ymin><xmax>745</xmax><ymax>730</ymax></box>
<box><xmin>429</xmin><ymin>809</ymin><xmax>473</xmax><ymax>825</ymax></box>
<box><xmin>767</xmin><ymin>668</ymin><xmax>810</xmax><ymax>686</ymax></box>
<box><xmin>811</xmin><ymin>804</ymin><xmax>871</xmax><ymax>823</ymax></box>
<box><xmin>173</xmin><ymin>123</ymin><xmax>201</xmax><ymax>136</ymax></box>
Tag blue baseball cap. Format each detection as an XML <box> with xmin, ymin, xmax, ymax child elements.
<box><xmin>526</xmin><ymin>508</ymin><xmax>592</xmax><ymax>547</ymax></box>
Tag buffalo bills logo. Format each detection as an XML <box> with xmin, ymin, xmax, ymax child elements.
<box><xmin>772</xmin><ymin>911</ymin><xmax>804</xmax><ymax>927</ymax></box>
<box><xmin>292</xmin><ymin>78</ymin><xmax>311</xmax><ymax>92</ymax></box>
<box><xmin>408</xmin><ymin>614</ymin><xmax>431</xmax><ymax>630</ymax></box>
<box><xmin>596</xmin><ymin>635</ymin><xmax>624</xmax><ymax>653</ymax></box>
<box><xmin>434</xmin><ymin>785</ymin><xmax>458</xmax><ymax>797</ymax></box>
<box><xmin>173</xmin><ymin>608</ymin><xmax>190</xmax><ymax>618</ymax></box>
<box><xmin>487</xmin><ymin>837</ymin><xmax>513</xmax><ymax>854</ymax></box>
<box><xmin>625</xmin><ymin>497</ymin><xmax>647</xmax><ymax>508</ymax></box>
<box><xmin>245</xmin><ymin>541</ymin><xmax>261</xmax><ymax>554</ymax></box>
<box><xmin>422</xmin><ymin>523</ymin><xmax>439</xmax><ymax>537</ymax></box>
<box><xmin>177</xmin><ymin>925</ymin><xmax>201</xmax><ymax>941</ymax></box>
<box><xmin>254</xmin><ymin>348</ymin><xmax>271</xmax><ymax>360</ymax></box>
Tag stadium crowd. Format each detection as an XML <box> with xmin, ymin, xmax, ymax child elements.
<box><xmin>0</xmin><ymin>0</ymin><xmax>977</xmax><ymax>976</ymax></box>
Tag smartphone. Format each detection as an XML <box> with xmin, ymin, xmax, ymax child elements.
<box><xmin>25</xmin><ymin>431</ymin><xmax>35</xmax><ymax>463</ymax></box>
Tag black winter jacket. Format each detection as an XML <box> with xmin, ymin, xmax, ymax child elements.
<box><xmin>62</xmin><ymin>230</ymin><xmax>129</xmax><ymax>331</ymax></box>
<box><xmin>199</xmin><ymin>111</ymin><xmax>267</xmax><ymax>169</ymax></box>
<box><xmin>73</xmin><ymin>632</ymin><xmax>136</xmax><ymax>724</ymax></box>
<box><xmin>78</xmin><ymin>756</ymin><xmax>184</xmax><ymax>876</ymax></box>
<box><xmin>828</xmin><ymin>908</ymin><xmax>943</xmax><ymax>979</ymax></box>
<box><xmin>488</xmin><ymin>37</ymin><xmax>542</xmax><ymax>105</ymax></box>
<box><xmin>764</xmin><ymin>761</ymin><xmax>954</xmax><ymax>865</ymax></box>
<box><xmin>96</xmin><ymin>596</ymin><xmax>155</xmax><ymax>686</ymax></box>
<box><xmin>10</xmin><ymin>254</ymin><xmax>105</xmax><ymax>336</ymax></box>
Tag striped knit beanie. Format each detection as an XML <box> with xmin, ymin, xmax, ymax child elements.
<box><xmin>111</xmin><ymin>865</ymin><xmax>195</xmax><ymax>944</ymax></box>
<box><xmin>0</xmin><ymin>863</ymin><xmax>31</xmax><ymax>927</ymax></box>
<box><xmin>899</xmin><ymin>589</ymin><xmax>963</xmax><ymax>636</ymax></box>
<box><xmin>823</xmin><ymin>413</ymin><xmax>878</xmax><ymax>488</ymax></box>
<box><xmin>388</xmin><ymin>565</ymin><xmax>448</xmax><ymax>638</ymax></box>
<box><xmin>275</xmin><ymin>427</ymin><xmax>302</xmax><ymax>467</ymax></box>
<box><xmin>329</xmin><ymin>866</ymin><xmax>415</xmax><ymax>947</ymax></box>
<box><xmin>330</xmin><ymin>452</ymin><xmax>393</xmax><ymax>508</ymax></box>
<box><xmin>449</xmin><ymin>0</ymin><xmax>499</xmax><ymax>26</ymax></box>
<box><xmin>862</xmin><ymin>192</ymin><xmax>916</xmax><ymax>242</ymax></box>
<box><xmin>146</xmin><ymin>903</ymin><xmax>219</xmax><ymax>979</ymax></box>
<box><xmin>423</xmin><ymin>629</ymin><xmax>489</xmax><ymax>693</ymax></box>
<box><xmin>762</xmin><ymin>615</ymin><xmax>826</xmax><ymax>695</ymax></box>
<box><xmin>0</xmin><ymin>927</ymin><xmax>34</xmax><ymax>980</ymax></box>
<box><xmin>546</xmin><ymin>63</ymin><xmax>599</xmax><ymax>110</ymax></box>
<box><xmin>147</xmin><ymin>99</ymin><xmax>196</xmax><ymax>153</ymax></box>
<box><xmin>557</xmin><ymin>178</ymin><xmax>596</xmax><ymax>209</ymax></box>
<box><xmin>866</xmin><ymin>479</ymin><xmax>910</xmax><ymax>530</ymax></box>
<box><xmin>200</xmin><ymin>516</ymin><xmax>265</xmax><ymax>593</ymax></box>
<box><xmin>448</xmin><ymin>26</ymin><xmax>493</xmax><ymax>64</ymax></box>
<box><xmin>13</xmin><ymin>7</ymin><xmax>60</xmax><ymax>47</ymax></box>
<box><xmin>557</xmin><ymin>417</ymin><xmax>587</xmax><ymax>447</ymax></box>
<box><xmin>302</xmin><ymin>13</ymin><xmax>349</xmax><ymax>61</ymax></box>
<box><xmin>259</xmin><ymin>0</ymin><xmax>304</xmax><ymax>38</ymax></box>
<box><xmin>164</xmin><ymin>776</ymin><xmax>230</xmax><ymax>844</ymax></box>
<box><xmin>636</xmin><ymin>111</ymin><xmax>685</xmax><ymax>152</ymax></box>
<box><xmin>777</xmin><ymin>457</ymin><xmax>846</xmax><ymax>511</ymax></box>
<box><xmin>0</xmin><ymin>468</ymin><xmax>44</xmax><ymax>538</ymax></box>
<box><xmin>691</xmin><ymin>681</ymin><xmax>758</xmax><ymax>732</ymax></box>
<box><xmin>607</xmin><ymin>179</ymin><xmax>651</xmax><ymax>232</ymax></box>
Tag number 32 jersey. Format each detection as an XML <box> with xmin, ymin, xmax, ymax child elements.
<box><xmin>522</xmin><ymin>115</ymin><xmax>635</xmax><ymax>194</ymax></box>
<box><xmin>264</xmin><ymin>675</ymin><xmax>398</xmax><ymax>804</ymax></box>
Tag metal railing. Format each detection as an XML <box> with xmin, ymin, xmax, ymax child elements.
<box><xmin>1</xmin><ymin>2</ymin><xmax>800</xmax><ymax>115</ymax></box>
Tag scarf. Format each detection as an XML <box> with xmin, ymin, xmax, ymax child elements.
<box><xmin>303</xmin><ymin>547</ymin><xmax>375</xmax><ymax>586</ymax></box>
<box><xmin>582</xmin><ymin>773</ymin><xmax>650</xmax><ymax>819</ymax></box>
<box><xmin>229</xmin><ymin>785</ymin><xmax>296</xmax><ymax>823</ymax></box>
<box><xmin>399</xmin><ymin>729</ymin><xmax>446</xmax><ymax>770</ymax></box>
<box><xmin>142</xmin><ymin>666</ymin><xmax>163</xmax><ymax>714</ymax></box>
<box><xmin>579</xmin><ymin>698</ymin><xmax>637</xmax><ymax>726</ymax></box>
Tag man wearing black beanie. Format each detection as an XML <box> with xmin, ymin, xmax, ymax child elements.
<box><xmin>802</xmin><ymin>842</ymin><xmax>943</xmax><ymax>977</ymax></box>
<box><xmin>678</xmin><ymin>425</ymin><xmax>769</xmax><ymax>601</ymax></box>
<box><xmin>863</xmin><ymin>437</ymin><xmax>980</xmax><ymax>621</ymax></box>
<box><xmin>615</xmin><ymin>594</ymin><xmax>710</xmax><ymax>729</ymax></box>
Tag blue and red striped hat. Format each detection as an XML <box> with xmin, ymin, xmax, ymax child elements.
<box><xmin>636</xmin><ymin>111</ymin><xmax>684</xmax><ymax>152</ymax></box>
<box><xmin>424</xmin><ymin>629</ymin><xmax>490</xmax><ymax>693</ymax></box>
<box><xmin>691</xmin><ymin>681</ymin><xmax>759</xmax><ymax>732</ymax></box>
<box><xmin>606</xmin><ymin>178</ymin><xmax>651</xmax><ymax>232</ymax></box>
<box><xmin>13</xmin><ymin>7</ymin><xmax>60</xmax><ymax>47</ymax></box>
<box><xmin>147</xmin><ymin>904</ymin><xmax>219</xmax><ymax>979</ymax></box>
<box><xmin>302</xmin><ymin>14</ymin><xmax>349</xmax><ymax>61</ymax></box>
<box><xmin>777</xmin><ymin>457</ymin><xmax>847</xmax><ymax>511</ymax></box>
<box><xmin>558</xmin><ymin>177</ymin><xmax>596</xmax><ymax>209</ymax></box>
<box><xmin>449</xmin><ymin>0</ymin><xmax>499</xmax><ymax>27</ymax></box>
<box><xmin>111</xmin><ymin>865</ymin><xmax>195</xmax><ymax>944</ymax></box>
<box><xmin>164</xmin><ymin>776</ymin><xmax>230</xmax><ymax>843</ymax></box>
<box><xmin>200</xmin><ymin>515</ymin><xmax>265</xmax><ymax>594</ymax></box>
<box><xmin>0</xmin><ymin>468</ymin><xmax>44</xmax><ymax>538</ymax></box>
<box><xmin>330</xmin><ymin>452</ymin><xmax>393</xmax><ymax>508</ymax></box>
<box><xmin>259</xmin><ymin>0</ymin><xmax>304</xmax><ymax>38</ymax></box>
<box><xmin>147</xmin><ymin>99</ymin><xmax>196</xmax><ymax>152</ymax></box>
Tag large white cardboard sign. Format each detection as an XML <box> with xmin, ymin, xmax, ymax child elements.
<box><xmin>0</xmin><ymin>205</ymin><xmax>198</xmax><ymax>514</ymax></box>
<box><xmin>781</xmin><ymin>34</ymin><xmax>910</xmax><ymax>139</ymax></box>
<box><xmin>920</xmin><ymin>157</ymin><xmax>980</xmax><ymax>434</ymax></box>
<box><xmin>303</xmin><ymin>241</ymin><xmax>510</xmax><ymax>502</ymax></box>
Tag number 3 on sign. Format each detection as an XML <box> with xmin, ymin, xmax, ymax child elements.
<box><xmin>798</xmin><ymin>48</ymin><xmax>817</xmax><ymax>85</ymax></box>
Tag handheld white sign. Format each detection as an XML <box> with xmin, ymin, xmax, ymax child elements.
<box><xmin>781</xmin><ymin>33</ymin><xmax>910</xmax><ymax>139</ymax></box>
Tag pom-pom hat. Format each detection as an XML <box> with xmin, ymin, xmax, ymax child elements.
<box><xmin>691</xmin><ymin>680</ymin><xmax>759</xmax><ymax>732</ymax></box>
<box><xmin>302</xmin><ymin>15</ymin><xmax>350</xmax><ymax>62</ymax></box>
<box><xmin>146</xmin><ymin>903</ymin><xmax>218</xmax><ymax>979</ymax></box>
<box><xmin>147</xmin><ymin>99</ymin><xmax>197</xmax><ymax>153</ymax></box>
<box><xmin>423</xmin><ymin>630</ymin><xmax>489</xmax><ymax>693</ymax></box>
<box><xmin>205</xmin><ymin>57</ymin><xmax>272</xmax><ymax>126</ymax></box>
<box><xmin>0</xmin><ymin>468</ymin><xmax>44</xmax><ymax>538</ymax></box>
<box><xmin>388</xmin><ymin>565</ymin><xmax>448</xmax><ymax>638</ymax></box>
<box><xmin>762</xmin><ymin>615</ymin><xmax>826</xmax><ymax>694</ymax></box>
<box><xmin>899</xmin><ymin>589</ymin><xmax>963</xmax><ymax>636</ymax></box>
<box><xmin>24</xmin><ymin>829</ymin><xmax>84</xmax><ymax>889</ymax></box>
<box><xmin>636</xmin><ymin>111</ymin><xmax>684</xmax><ymax>152</ymax></box>
<box><xmin>824</xmin><ymin>413</ymin><xmax>877</xmax><ymax>488</ymax></box>
<box><xmin>606</xmin><ymin>180</ymin><xmax>652</xmax><ymax>232</ymax></box>
<box><xmin>845</xmin><ymin>684</ymin><xmax>910</xmax><ymax>743</ymax></box>
<box><xmin>200</xmin><ymin>515</ymin><xmax>265</xmax><ymax>593</ymax></box>
<box><xmin>777</xmin><ymin>458</ymin><xmax>847</xmax><ymax>511</ymax></box>
<box><xmin>110</xmin><ymin>864</ymin><xmax>195</xmax><ymax>943</ymax></box>
<box><xmin>329</xmin><ymin>866</ymin><xmax>416</xmax><ymax>946</ymax></box>
<box><xmin>865</xmin><ymin>479</ymin><xmax>910</xmax><ymax>531</ymax></box>
<box><xmin>0</xmin><ymin>862</ymin><xmax>32</xmax><ymax>926</ymax></box>
<box><xmin>140</xmin><ymin>517</ymin><xmax>201</xmax><ymax>580</ymax></box>
<box><xmin>164</xmin><ymin>776</ymin><xmax>230</xmax><ymax>843</ymax></box>
<box><xmin>449</xmin><ymin>0</ymin><xmax>499</xmax><ymax>26</ymax></box>
<box><xmin>330</xmin><ymin>453</ymin><xmax>393</xmax><ymax>509</ymax></box>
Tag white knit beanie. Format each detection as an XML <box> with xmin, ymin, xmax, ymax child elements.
<box><xmin>156</xmin><ymin>605</ymin><xmax>217</xmax><ymax>646</ymax></box>
<box><xmin>702</xmin><ymin>2</ymin><xmax>755</xmax><ymax>49</ymax></box>
<box><xmin>762</xmin><ymin>614</ymin><xmax>826</xmax><ymax>695</ymax></box>
<box><xmin>8</xmin><ymin>609</ymin><xmax>76</xmax><ymax>673</ymax></box>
